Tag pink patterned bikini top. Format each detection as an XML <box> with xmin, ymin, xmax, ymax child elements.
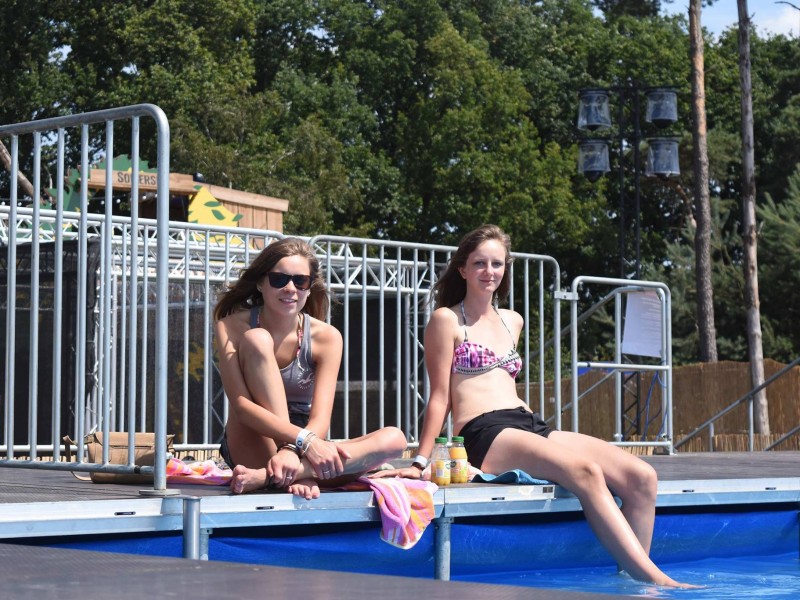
<box><xmin>452</xmin><ymin>302</ymin><xmax>522</xmax><ymax>379</ymax></box>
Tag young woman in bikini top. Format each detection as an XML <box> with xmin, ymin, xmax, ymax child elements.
<box><xmin>374</xmin><ymin>224</ymin><xmax>697</xmax><ymax>589</ymax></box>
<box><xmin>452</xmin><ymin>301</ymin><xmax>522</xmax><ymax>378</ymax></box>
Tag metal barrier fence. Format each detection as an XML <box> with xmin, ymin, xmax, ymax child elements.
<box><xmin>1</xmin><ymin>104</ymin><xmax>174</xmax><ymax>492</ymax></box>
<box><xmin>1</xmin><ymin>105</ymin><xmax>673</xmax><ymax>493</ymax></box>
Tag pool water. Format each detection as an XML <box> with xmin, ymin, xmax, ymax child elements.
<box><xmin>458</xmin><ymin>552</ymin><xmax>800</xmax><ymax>598</ymax></box>
<box><xmin>28</xmin><ymin>504</ymin><xmax>800</xmax><ymax>598</ymax></box>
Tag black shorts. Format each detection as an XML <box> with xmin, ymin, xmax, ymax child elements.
<box><xmin>220</xmin><ymin>411</ymin><xmax>310</xmax><ymax>470</ymax></box>
<box><xmin>459</xmin><ymin>406</ymin><xmax>554</xmax><ymax>470</ymax></box>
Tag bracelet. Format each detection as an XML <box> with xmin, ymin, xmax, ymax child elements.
<box><xmin>411</xmin><ymin>455</ymin><xmax>428</xmax><ymax>470</ymax></box>
<box><xmin>296</xmin><ymin>428</ymin><xmax>314</xmax><ymax>453</ymax></box>
<box><xmin>278</xmin><ymin>442</ymin><xmax>299</xmax><ymax>455</ymax></box>
<box><xmin>301</xmin><ymin>434</ymin><xmax>317</xmax><ymax>457</ymax></box>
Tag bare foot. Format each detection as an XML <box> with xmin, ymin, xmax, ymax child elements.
<box><xmin>286</xmin><ymin>478</ymin><xmax>321</xmax><ymax>500</ymax></box>
<box><xmin>652</xmin><ymin>575</ymin><xmax>704</xmax><ymax>589</ymax></box>
<box><xmin>230</xmin><ymin>465</ymin><xmax>268</xmax><ymax>494</ymax></box>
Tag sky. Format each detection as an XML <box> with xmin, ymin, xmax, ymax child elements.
<box><xmin>662</xmin><ymin>1</ymin><xmax>800</xmax><ymax>38</ymax></box>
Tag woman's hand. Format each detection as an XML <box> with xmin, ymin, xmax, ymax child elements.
<box><xmin>303</xmin><ymin>438</ymin><xmax>351</xmax><ymax>480</ymax></box>
<box><xmin>369</xmin><ymin>466</ymin><xmax>425</xmax><ymax>480</ymax></box>
<box><xmin>267</xmin><ymin>447</ymin><xmax>301</xmax><ymax>489</ymax></box>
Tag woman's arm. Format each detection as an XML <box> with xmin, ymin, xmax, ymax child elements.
<box><xmin>370</xmin><ymin>307</ymin><xmax>456</xmax><ymax>480</ymax></box>
<box><xmin>297</xmin><ymin>318</ymin><xmax>350</xmax><ymax>478</ymax></box>
<box><xmin>416</xmin><ymin>308</ymin><xmax>458</xmax><ymax>460</ymax></box>
<box><xmin>214</xmin><ymin>316</ymin><xmax>300</xmax><ymax>444</ymax></box>
<box><xmin>304</xmin><ymin>318</ymin><xmax>343</xmax><ymax>436</ymax></box>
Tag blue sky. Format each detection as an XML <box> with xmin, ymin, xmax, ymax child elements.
<box><xmin>662</xmin><ymin>1</ymin><xmax>800</xmax><ymax>38</ymax></box>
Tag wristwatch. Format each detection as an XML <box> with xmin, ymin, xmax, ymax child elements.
<box><xmin>411</xmin><ymin>455</ymin><xmax>428</xmax><ymax>471</ymax></box>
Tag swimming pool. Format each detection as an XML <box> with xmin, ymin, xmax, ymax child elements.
<box><xmin>31</xmin><ymin>503</ymin><xmax>799</xmax><ymax>597</ymax></box>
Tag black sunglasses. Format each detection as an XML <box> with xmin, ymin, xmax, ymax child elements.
<box><xmin>266</xmin><ymin>272</ymin><xmax>312</xmax><ymax>291</ymax></box>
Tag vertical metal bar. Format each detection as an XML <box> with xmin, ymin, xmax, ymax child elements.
<box><xmin>662</xmin><ymin>288</ymin><xmax>675</xmax><ymax>453</ymax></box>
<box><xmin>361</xmin><ymin>244</ymin><xmax>367</xmax><ymax>437</ymax></box>
<box><xmin>425</xmin><ymin>250</ymin><xmax>435</xmax><ymax>433</ymax></box>
<box><xmin>75</xmin><ymin>125</ymin><xmax>89</xmax><ymax>452</ymax></box>
<box><xmin>396</xmin><ymin>248</ymin><xmax>404</xmax><ymax>437</ymax></box>
<box><xmin>52</xmin><ymin>129</ymin><xmax>66</xmax><ymax>460</ymax></box>
<box><xmin>618</xmin><ymin>88</ymin><xmax>626</xmax><ymax>279</ymax></box>
<box><xmin>709</xmin><ymin>422</ymin><xmax>715</xmax><ymax>452</ymax></box>
<box><xmin>403</xmin><ymin>294</ymin><xmax>412</xmax><ymax>442</ymax></box>
<box><xmin>28</xmin><ymin>133</ymin><xmax>42</xmax><ymax>459</ymax></box>
<box><xmin>203</xmin><ymin>233</ymin><xmax>212</xmax><ymax>442</ymax></box>
<box><xmin>433</xmin><ymin>517</ymin><xmax>452</xmax><ymax>581</ymax></box>
<box><xmin>128</xmin><ymin>118</ymin><xmax>140</xmax><ymax>440</ymax></box>
<box><xmin>183</xmin><ymin>223</ymin><xmax>190</xmax><ymax>445</ymax></box>
<box><xmin>535</xmin><ymin>261</ymin><xmax>543</xmax><ymax>415</ymax></box>
<box><xmin>570</xmin><ymin>279</ymin><xmax>579</xmax><ymax>433</ymax></box>
<box><xmin>182</xmin><ymin>496</ymin><xmax>201</xmax><ymax>559</ymax></box>
<box><xmin>343</xmin><ymin>244</ymin><xmax>350</xmax><ymax>439</ymax></box>
<box><xmin>153</xmin><ymin>105</ymin><xmax>171</xmax><ymax>490</ymax></box>
<box><xmin>140</xmin><ymin>222</ymin><xmax>150</xmax><ymax>430</ymax></box>
<box><xmin>614</xmin><ymin>294</ymin><xmax>623</xmax><ymax>441</ymax></box>
<box><xmin>633</xmin><ymin>90</ymin><xmax>642</xmax><ymax>281</ymax></box>
<box><xmin>412</xmin><ymin>249</ymin><xmax>420</xmax><ymax>438</ymax></box>
<box><xmin>552</xmin><ymin>260</ymin><xmax>562</xmax><ymax>430</ymax></box>
<box><xmin>378</xmin><ymin>247</ymin><xmax>385</xmax><ymax>428</ymax></box>
<box><xmin>101</xmin><ymin>121</ymin><xmax>114</xmax><ymax>465</ymax></box>
<box><xmin>119</xmin><ymin>224</ymin><xmax>128</xmax><ymax>431</ymax></box>
<box><xmin>4</xmin><ymin>136</ymin><xmax>18</xmax><ymax>458</ymax></box>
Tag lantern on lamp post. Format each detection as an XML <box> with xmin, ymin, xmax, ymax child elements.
<box><xmin>577</xmin><ymin>85</ymin><xmax>680</xmax><ymax>279</ymax></box>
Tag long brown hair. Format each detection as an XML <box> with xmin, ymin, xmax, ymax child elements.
<box><xmin>431</xmin><ymin>224</ymin><xmax>513</xmax><ymax>310</ymax></box>
<box><xmin>213</xmin><ymin>238</ymin><xmax>329</xmax><ymax>321</ymax></box>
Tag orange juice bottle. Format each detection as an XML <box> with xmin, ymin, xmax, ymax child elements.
<box><xmin>430</xmin><ymin>437</ymin><xmax>451</xmax><ymax>486</ymax></box>
<box><xmin>449</xmin><ymin>436</ymin><xmax>469</xmax><ymax>483</ymax></box>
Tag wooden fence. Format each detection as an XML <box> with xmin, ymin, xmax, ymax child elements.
<box><xmin>530</xmin><ymin>360</ymin><xmax>800</xmax><ymax>452</ymax></box>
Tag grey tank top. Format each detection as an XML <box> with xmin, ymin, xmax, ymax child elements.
<box><xmin>249</xmin><ymin>307</ymin><xmax>315</xmax><ymax>418</ymax></box>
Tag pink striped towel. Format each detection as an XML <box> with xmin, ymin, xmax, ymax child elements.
<box><xmin>340</xmin><ymin>476</ymin><xmax>439</xmax><ymax>549</ymax></box>
<box><xmin>166</xmin><ymin>457</ymin><xmax>232</xmax><ymax>486</ymax></box>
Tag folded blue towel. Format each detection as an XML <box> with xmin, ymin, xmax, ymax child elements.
<box><xmin>471</xmin><ymin>469</ymin><xmax>552</xmax><ymax>486</ymax></box>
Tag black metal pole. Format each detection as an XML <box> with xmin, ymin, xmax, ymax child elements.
<box><xmin>617</xmin><ymin>89</ymin><xmax>626</xmax><ymax>279</ymax></box>
<box><xmin>633</xmin><ymin>87</ymin><xmax>642</xmax><ymax>280</ymax></box>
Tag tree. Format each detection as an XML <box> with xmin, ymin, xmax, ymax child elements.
<box><xmin>689</xmin><ymin>0</ymin><xmax>717</xmax><ymax>362</ymax></box>
<box><xmin>737</xmin><ymin>0</ymin><xmax>768</xmax><ymax>435</ymax></box>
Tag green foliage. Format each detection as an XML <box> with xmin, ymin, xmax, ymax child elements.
<box><xmin>2</xmin><ymin>0</ymin><xmax>800</xmax><ymax>361</ymax></box>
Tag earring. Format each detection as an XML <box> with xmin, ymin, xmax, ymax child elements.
<box><xmin>257</xmin><ymin>286</ymin><xmax>262</xmax><ymax>293</ymax></box>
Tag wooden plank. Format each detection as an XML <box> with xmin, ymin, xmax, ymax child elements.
<box><xmin>205</xmin><ymin>183</ymin><xmax>289</xmax><ymax>212</ymax></box>
<box><xmin>85</xmin><ymin>169</ymin><xmax>197</xmax><ymax>193</ymax></box>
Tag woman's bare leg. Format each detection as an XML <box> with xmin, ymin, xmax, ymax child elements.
<box><xmin>548</xmin><ymin>430</ymin><xmax>658</xmax><ymax>553</ymax></box>
<box><xmin>231</xmin><ymin>427</ymin><xmax>407</xmax><ymax>494</ymax></box>
<box><xmin>481</xmin><ymin>428</ymin><xmax>688</xmax><ymax>587</ymax></box>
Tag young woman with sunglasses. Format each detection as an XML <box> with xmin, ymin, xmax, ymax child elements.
<box><xmin>214</xmin><ymin>238</ymin><xmax>406</xmax><ymax>498</ymax></box>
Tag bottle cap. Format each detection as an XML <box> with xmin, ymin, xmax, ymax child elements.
<box><xmin>451</xmin><ymin>436</ymin><xmax>464</xmax><ymax>443</ymax></box>
<box><xmin>434</xmin><ymin>437</ymin><xmax>447</xmax><ymax>443</ymax></box>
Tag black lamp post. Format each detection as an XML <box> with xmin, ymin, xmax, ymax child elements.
<box><xmin>577</xmin><ymin>85</ymin><xmax>680</xmax><ymax>279</ymax></box>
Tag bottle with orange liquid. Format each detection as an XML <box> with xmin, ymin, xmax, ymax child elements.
<box><xmin>449</xmin><ymin>436</ymin><xmax>469</xmax><ymax>483</ymax></box>
<box><xmin>430</xmin><ymin>437</ymin><xmax>451</xmax><ymax>486</ymax></box>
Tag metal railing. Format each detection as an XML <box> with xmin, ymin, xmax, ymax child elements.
<box><xmin>2</xmin><ymin>104</ymin><xmax>683</xmax><ymax>488</ymax></box>
<box><xmin>568</xmin><ymin>277</ymin><xmax>673</xmax><ymax>453</ymax></box>
<box><xmin>1</xmin><ymin>104</ymin><xmax>174</xmax><ymax>492</ymax></box>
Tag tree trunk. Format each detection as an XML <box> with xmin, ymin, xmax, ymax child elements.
<box><xmin>689</xmin><ymin>0</ymin><xmax>718</xmax><ymax>363</ymax></box>
<box><xmin>737</xmin><ymin>0</ymin><xmax>769</xmax><ymax>435</ymax></box>
<box><xmin>0</xmin><ymin>139</ymin><xmax>38</xmax><ymax>201</ymax></box>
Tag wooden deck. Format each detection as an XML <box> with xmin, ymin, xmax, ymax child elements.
<box><xmin>1</xmin><ymin>452</ymin><xmax>799</xmax><ymax>600</ymax></box>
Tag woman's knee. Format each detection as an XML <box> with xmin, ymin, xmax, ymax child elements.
<box><xmin>379</xmin><ymin>426</ymin><xmax>407</xmax><ymax>455</ymax></box>
<box><xmin>628</xmin><ymin>459</ymin><xmax>658</xmax><ymax>501</ymax></box>
<box><xmin>570</xmin><ymin>459</ymin><xmax>606</xmax><ymax>492</ymax></box>
<box><xmin>238</xmin><ymin>328</ymin><xmax>276</xmax><ymax>368</ymax></box>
